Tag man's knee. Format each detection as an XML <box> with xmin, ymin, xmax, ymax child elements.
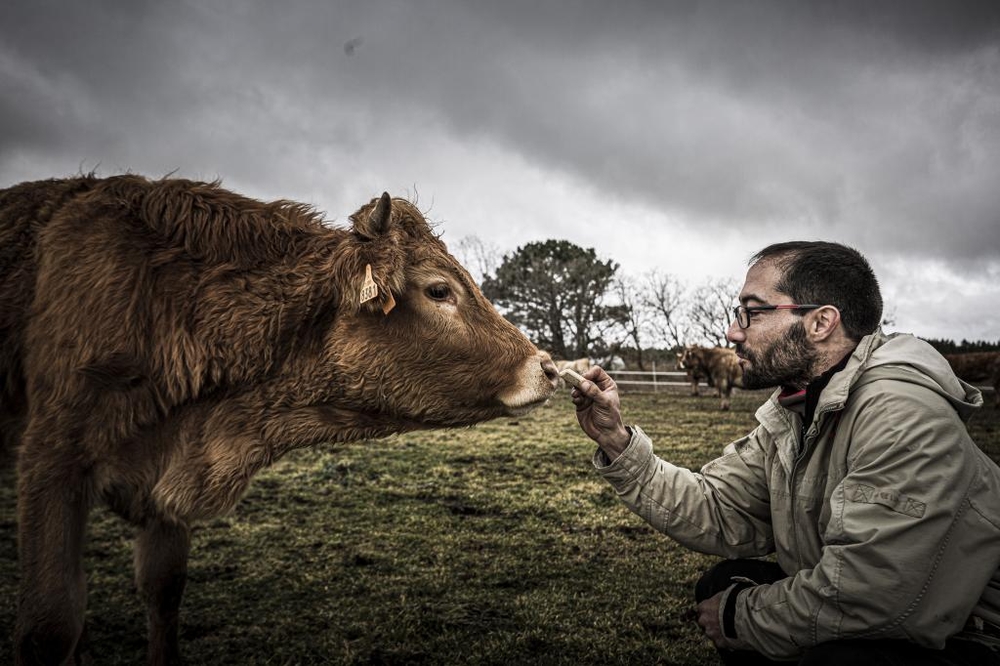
<box><xmin>695</xmin><ymin>559</ymin><xmax>786</xmax><ymax>602</ymax></box>
<box><xmin>797</xmin><ymin>639</ymin><xmax>990</xmax><ymax>666</ymax></box>
<box><xmin>798</xmin><ymin>641</ymin><xmax>868</xmax><ymax>666</ymax></box>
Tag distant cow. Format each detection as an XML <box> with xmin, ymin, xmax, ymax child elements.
<box><xmin>594</xmin><ymin>354</ymin><xmax>626</xmax><ymax>371</ymax></box>
<box><xmin>0</xmin><ymin>175</ymin><xmax>559</xmax><ymax>665</ymax></box>
<box><xmin>676</xmin><ymin>345</ymin><xmax>743</xmax><ymax>410</ymax></box>
<box><xmin>556</xmin><ymin>357</ymin><xmax>592</xmax><ymax>386</ymax></box>
<box><xmin>945</xmin><ymin>352</ymin><xmax>1000</xmax><ymax>408</ymax></box>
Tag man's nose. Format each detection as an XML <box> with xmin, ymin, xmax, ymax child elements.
<box><xmin>726</xmin><ymin>320</ymin><xmax>744</xmax><ymax>345</ymax></box>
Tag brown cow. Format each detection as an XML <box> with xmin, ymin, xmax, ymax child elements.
<box><xmin>945</xmin><ymin>351</ymin><xmax>1000</xmax><ymax>408</ymax></box>
<box><xmin>676</xmin><ymin>345</ymin><xmax>743</xmax><ymax>410</ymax></box>
<box><xmin>0</xmin><ymin>175</ymin><xmax>559</xmax><ymax>665</ymax></box>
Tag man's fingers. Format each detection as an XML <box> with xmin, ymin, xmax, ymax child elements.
<box><xmin>583</xmin><ymin>365</ymin><xmax>618</xmax><ymax>392</ymax></box>
<box><xmin>694</xmin><ymin>595</ymin><xmax>726</xmax><ymax>647</ymax></box>
<box><xmin>571</xmin><ymin>385</ymin><xmax>596</xmax><ymax>412</ymax></box>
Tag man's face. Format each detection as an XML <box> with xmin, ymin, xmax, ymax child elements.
<box><xmin>727</xmin><ymin>260</ymin><xmax>817</xmax><ymax>391</ymax></box>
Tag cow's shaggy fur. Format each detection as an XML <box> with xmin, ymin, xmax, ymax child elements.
<box><xmin>676</xmin><ymin>345</ymin><xmax>743</xmax><ymax>410</ymax></box>
<box><xmin>0</xmin><ymin>175</ymin><xmax>558</xmax><ymax>665</ymax></box>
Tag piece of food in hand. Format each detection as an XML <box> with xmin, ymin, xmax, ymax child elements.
<box><xmin>559</xmin><ymin>368</ymin><xmax>587</xmax><ymax>389</ymax></box>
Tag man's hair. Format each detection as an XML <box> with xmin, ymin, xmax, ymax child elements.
<box><xmin>750</xmin><ymin>241</ymin><xmax>883</xmax><ymax>342</ymax></box>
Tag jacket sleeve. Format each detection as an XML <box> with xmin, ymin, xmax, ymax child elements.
<box><xmin>732</xmin><ymin>383</ymin><xmax>995</xmax><ymax>659</ymax></box>
<box><xmin>593</xmin><ymin>425</ymin><xmax>775</xmax><ymax>558</ymax></box>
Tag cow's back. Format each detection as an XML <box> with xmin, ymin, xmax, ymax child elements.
<box><xmin>0</xmin><ymin>177</ymin><xmax>98</xmax><ymax>348</ymax></box>
<box><xmin>0</xmin><ymin>177</ymin><xmax>100</xmax><ymax>458</ymax></box>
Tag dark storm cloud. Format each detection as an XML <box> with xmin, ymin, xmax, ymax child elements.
<box><xmin>397</xmin><ymin>1</ymin><xmax>1000</xmax><ymax>260</ymax></box>
<box><xmin>1</xmin><ymin>0</ymin><xmax>998</xmax><ymax>266</ymax></box>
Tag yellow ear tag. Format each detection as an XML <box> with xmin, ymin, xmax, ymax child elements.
<box><xmin>359</xmin><ymin>264</ymin><xmax>378</xmax><ymax>304</ymax></box>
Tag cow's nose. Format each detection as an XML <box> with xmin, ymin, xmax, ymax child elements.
<box><xmin>540</xmin><ymin>355</ymin><xmax>559</xmax><ymax>386</ymax></box>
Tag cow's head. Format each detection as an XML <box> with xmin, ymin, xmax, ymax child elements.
<box><xmin>281</xmin><ymin>193</ymin><xmax>559</xmax><ymax>438</ymax></box>
<box><xmin>677</xmin><ymin>346</ymin><xmax>698</xmax><ymax>370</ymax></box>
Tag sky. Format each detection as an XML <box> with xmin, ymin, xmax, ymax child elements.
<box><xmin>2</xmin><ymin>0</ymin><xmax>999</xmax><ymax>343</ymax></box>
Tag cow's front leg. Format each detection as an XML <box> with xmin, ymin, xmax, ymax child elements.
<box><xmin>717</xmin><ymin>378</ymin><xmax>732</xmax><ymax>411</ymax></box>
<box><xmin>15</xmin><ymin>454</ymin><xmax>91</xmax><ymax>666</ymax></box>
<box><xmin>134</xmin><ymin>518</ymin><xmax>191</xmax><ymax>666</ymax></box>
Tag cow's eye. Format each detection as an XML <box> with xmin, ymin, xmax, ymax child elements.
<box><xmin>426</xmin><ymin>283</ymin><xmax>452</xmax><ymax>301</ymax></box>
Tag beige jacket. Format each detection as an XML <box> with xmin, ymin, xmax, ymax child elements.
<box><xmin>595</xmin><ymin>331</ymin><xmax>1000</xmax><ymax>659</ymax></box>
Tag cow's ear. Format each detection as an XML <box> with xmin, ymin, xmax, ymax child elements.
<box><xmin>339</xmin><ymin>192</ymin><xmax>407</xmax><ymax>316</ymax></box>
<box><xmin>352</xmin><ymin>192</ymin><xmax>392</xmax><ymax>240</ymax></box>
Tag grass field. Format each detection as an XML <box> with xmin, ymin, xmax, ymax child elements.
<box><xmin>2</xmin><ymin>388</ymin><xmax>998</xmax><ymax>665</ymax></box>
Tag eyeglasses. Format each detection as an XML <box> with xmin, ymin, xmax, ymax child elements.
<box><xmin>732</xmin><ymin>304</ymin><xmax>821</xmax><ymax>329</ymax></box>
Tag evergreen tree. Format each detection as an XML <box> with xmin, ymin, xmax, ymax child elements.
<box><xmin>481</xmin><ymin>240</ymin><xmax>621</xmax><ymax>359</ymax></box>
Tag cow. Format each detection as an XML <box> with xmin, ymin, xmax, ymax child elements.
<box><xmin>676</xmin><ymin>345</ymin><xmax>743</xmax><ymax>410</ymax></box>
<box><xmin>0</xmin><ymin>175</ymin><xmax>560</xmax><ymax>665</ymax></box>
<box><xmin>945</xmin><ymin>351</ymin><xmax>1000</xmax><ymax>408</ymax></box>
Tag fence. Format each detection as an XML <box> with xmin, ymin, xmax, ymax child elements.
<box><xmin>606</xmin><ymin>366</ymin><xmax>690</xmax><ymax>392</ymax></box>
<box><xmin>606</xmin><ymin>366</ymin><xmax>997</xmax><ymax>395</ymax></box>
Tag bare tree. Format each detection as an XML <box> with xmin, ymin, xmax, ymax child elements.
<box><xmin>641</xmin><ymin>269</ymin><xmax>690</xmax><ymax>349</ymax></box>
<box><xmin>609</xmin><ymin>275</ymin><xmax>647</xmax><ymax>369</ymax></box>
<box><xmin>688</xmin><ymin>277</ymin><xmax>740</xmax><ymax>347</ymax></box>
<box><xmin>881</xmin><ymin>304</ymin><xmax>897</xmax><ymax>329</ymax></box>
<box><xmin>452</xmin><ymin>235</ymin><xmax>501</xmax><ymax>285</ymax></box>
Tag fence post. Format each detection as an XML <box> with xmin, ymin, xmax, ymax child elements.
<box><xmin>653</xmin><ymin>361</ymin><xmax>658</xmax><ymax>392</ymax></box>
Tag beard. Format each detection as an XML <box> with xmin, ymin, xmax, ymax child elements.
<box><xmin>737</xmin><ymin>320</ymin><xmax>816</xmax><ymax>391</ymax></box>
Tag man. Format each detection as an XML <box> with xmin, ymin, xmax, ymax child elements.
<box><xmin>572</xmin><ymin>241</ymin><xmax>1000</xmax><ymax>664</ymax></box>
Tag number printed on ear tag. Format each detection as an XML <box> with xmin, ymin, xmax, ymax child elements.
<box><xmin>359</xmin><ymin>264</ymin><xmax>378</xmax><ymax>304</ymax></box>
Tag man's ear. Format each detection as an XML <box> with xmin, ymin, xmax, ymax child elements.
<box><xmin>808</xmin><ymin>305</ymin><xmax>842</xmax><ymax>342</ymax></box>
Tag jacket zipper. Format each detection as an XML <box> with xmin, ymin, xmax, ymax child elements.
<box><xmin>788</xmin><ymin>405</ymin><xmax>844</xmax><ymax>571</ymax></box>
<box><xmin>788</xmin><ymin>410</ymin><xmax>806</xmax><ymax>569</ymax></box>
<box><xmin>789</xmin><ymin>409</ymin><xmax>824</xmax><ymax>570</ymax></box>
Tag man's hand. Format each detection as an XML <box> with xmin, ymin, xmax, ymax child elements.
<box><xmin>571</xmin><ymin>365</ymin><xmax>631</xmax><ymax>461</ymax></box>
<box><xmin>695</xmin><ymin>591</ymin><xmax>737</xmax><ymax>650</ymax></box>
